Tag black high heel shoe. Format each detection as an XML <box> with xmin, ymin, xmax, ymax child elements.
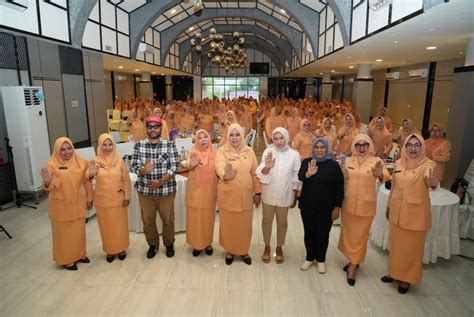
<box><xmin>398</xmin><ymin>284</ymin><xmax>410</xmax><ymax>294</ymax></box>
<box><xmin>381</xmin><ymin>275</ymin><xmax>394</xmax><ymax>283</ymax></box>
<box><xmin>346</xmin><ymin>271</ymin><xmax>356</xmax><ymax>286</ymax></box>
<box><xmin>241</xmin><ymin>255</ymin><xmax>252</xmax><ymax>265</ymax></box>
<box><xmin>77</xmin><ymin>257</ymin><xmax>90</xmax><ymax>264</ymax></box>
<box><xmin>225</xmin><ymin>254</ymin><xmax>234</xmax><ymax>265</ymax></box>
<box><xmin>106</xmin><ymin>255</ymin><xmax>115</xmax><ymax>263</ymax></box>
<box><xmin>343</xmin><ymin>263</ymin><xmax>359</xmax><ymax>272</ymax></box>
<box><xmin>205</xmin><ymin>246</ymin><xmax>213</xmax><ymax>256</ymax></box>
<box><xmin>118</xmin><ymin>252</ymin><xmax>126</xmax><ymax>261</ymax></box>
<box><xmin>63</xmin><ymin>264</ymin><xmax>78</xmax><ymax>271</ymax></box>
<box><xmin>192</xmin><ymin>249</ymin><xmax>202</xmax><ymax>257</ymax></box>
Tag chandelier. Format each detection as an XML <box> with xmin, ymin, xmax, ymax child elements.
<box><xmin>191</xmin><ymin>27</ymin><xmax>249</xmax><ymax>73</ymax></box>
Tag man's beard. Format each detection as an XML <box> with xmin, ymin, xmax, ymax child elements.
<box><xmin>147</xmin><ymin>131</ymin><xmax>161</xmax><ymax>140</ymax></box>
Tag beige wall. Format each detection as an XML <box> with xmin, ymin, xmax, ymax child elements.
<box><xmin>104</xmin><ymin>71</ymin><xmax>136</xmax><ymax>108</ymax></box>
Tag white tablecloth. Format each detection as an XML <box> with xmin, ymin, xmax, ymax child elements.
<box><xmin>459</xmin><ymin>205</ymin><xmax>474</xmax><ymax>239</ymax></box>
<box><xmin>370</xmin><ymin>186</ymin><xmax>461</xmax><ymax>264</ymax></box>
<box><xmin>128</xmin><ymin>173</ymin><xmax>188</xmax><ymax>233</ymax></box>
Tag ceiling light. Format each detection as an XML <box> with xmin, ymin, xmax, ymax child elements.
<box><xmin>280</xmin><ymin>9</ymin><xmax>286</xmax><ymax>14</ymax></box>
<box><xmin>134</xmin><ymin>69</ymin><xmax>140</xmax><ymax>71</ymax></box>
<box><xmin>376</xmin><ymin>59</ymin><xmax>383</xmax><ymax>62</ymax></box>
<box><xmin>426</xmin><ymin>46</ymin><xmax>437</xmax><ymax>50</ymax></box>
<box><xmin>170</xmin><ymin>9</ymin><xmax>176</xmax><ymax>14</ymax></box>
<box><xmin>189</xmin><ymin>27</ymin><xmax>194</xmax><ymax>31</ymax></box>
<box><xmin>320</xmin><ymin>72</ymin><xmax>323</xmax><ymax>75</ymax></box>
<box><xmin>459</xmin><ymin>51</ymin><xmax>464</xmax><ymax>55</ymax></box>
<box><xmin>330</xmin><ymin>70</ymin><xmax>335</xmax><ymax>73</ymax></box>
<box><xmin>161</xmin><ymin>73</ymin><xmax>165</xmax><ymax>76</ymax></box>
<box><xmin>394</xmin><ymin>41</ymin><xmax>398</xmax><ymax>44</ymax></box>
<box><xmin>347</xmin><ymin>56</ymin><xmax>351</xmax><ymax>59</ymax></box>
<box><xmin>348</xmin><ymin>66</ymin><xmax>354</xmax><ymax>69</ymax></box>
<box><xmin>152</xmin><ymin>72</ymin><xmax>156</xmax><ymax>74</ymax></box>
<box><xmin>118</xmin><ymin>66</ymin><xmax>124</xmax><ymax>69</ymax></box>
<box><xmin>429</xmin><ymin>28</ymin><xmax>435</xmax><ymax>32</ymax></box>
<box><xmin>362</xmin><ymin>51</ymin><xmax>366</xmax><ymax>54</ymax></box>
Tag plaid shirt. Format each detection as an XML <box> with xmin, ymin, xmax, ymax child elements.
<box><xmin>131</xmin><ymin>138</ymin><xmax>179</xmax><ymax>196</ymax></box>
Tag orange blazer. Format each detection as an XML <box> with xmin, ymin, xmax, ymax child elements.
<box><xmin>342</xmin><ymin>156</ymin><xmax>390</xmax><ymax>217</ymax></box>
<box><xmin>215</xmin><ymin>147</ymin><xmax>261</xmax><ymax>212</ymax></box>
<box><xmin>89</xmin><ymin>160</ymin><xmax>131</xmax><ymax>208</ymax></box>
<box><xmin>388</xmin><ymin>159</ymin><xmax>436</xmax><ymax>231</ymax></box>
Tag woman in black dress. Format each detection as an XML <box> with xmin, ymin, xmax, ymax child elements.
<box><xmin>298</xmin><ymin>137</ymin><xmax>344</xmax><ymax>273</ymax></box>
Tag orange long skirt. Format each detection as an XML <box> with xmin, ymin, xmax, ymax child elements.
<box><xmin>338</xmin><ymin>212</ymin><xmax>374</xmax><ymax>264</ymax></box>
<box><xmin>186</xmin><ymin>206</ymin><xmax>216</xmax><ymax>250</ymax></box>
<box><xmin>388</xmin><ymin>223</ymin><xmax>427</xmax><ymax>284</ymax></box>
<box><xmin>51</xmin><ymin>219</ymin><xmax>86</xmax><ymax>265</ymax></box>
<box><xmin>219</xmin><ymin>209</ymin><xmax>252</xmax><ymax>255</ymax></box>
<box><xmin>96</xmin><ymin>206</ymin><xmax>130</xmax><ymax>254</ymax></box>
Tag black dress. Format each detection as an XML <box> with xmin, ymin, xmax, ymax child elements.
<box><xmin>298</xmin><ymin>158</ymin><xmax>344</xmax><ymax>262</ymax></box>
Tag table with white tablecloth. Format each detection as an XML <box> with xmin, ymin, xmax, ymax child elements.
<box><xmin>370</xmin><ymin>185</ymin><xmax>461</xmax><ymax>264</ymax></box>
<box><xmin>128</xmin><ymin>173</ymin><xmax>188</xmax><ymax>233</ymax></box>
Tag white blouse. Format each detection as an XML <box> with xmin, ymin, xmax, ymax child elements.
<box><xmin>256</xmin><ymin>146</ymin><xmax>301</xmax><ymax>207</ymax></box>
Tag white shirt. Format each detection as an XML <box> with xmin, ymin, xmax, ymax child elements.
<box><xmin>256</xmin><ymin>146</ymin><xmax>301</xmax><ymax>207</ymax></box>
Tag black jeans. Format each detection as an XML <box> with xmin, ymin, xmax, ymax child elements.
<box><xmin>300</xmin><ymin>208</ymin><xmax>333</xmax><ymax>262</ymax></box>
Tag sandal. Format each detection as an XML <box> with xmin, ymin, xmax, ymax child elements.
<box><xmin>261</xmin><ymin>245</ymin><xmax>271</xmax><ymax>263</ymax></box>
<box><xmin>275</xmin><ymin>247</ymin><xmax>284</xmax><ymax>264</ymax></box>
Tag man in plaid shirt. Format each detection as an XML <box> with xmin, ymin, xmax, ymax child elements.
<box><xmin>131</xmin><ymin>116</ymin><xmax>179</xmax><ymax>259</ymax></box>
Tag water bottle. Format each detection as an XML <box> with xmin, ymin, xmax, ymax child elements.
<box><xmin>180</xmin><ymin>146</ymin><xmax>187</xmax><ymax>162</ymax></box>
<box><xmin>340</xmin><ymin>153</ymin><xmax>347</xmax><ymax>167</ymax></box>
<box><xmin>332</xmin><ymin>150</ymin><xmax>337</xmax><ymax>160</ymax></box>
<box><xmin>393</xmin><ymin>150</ymin><xmax>399</xmax><ymax>161</ymax></box>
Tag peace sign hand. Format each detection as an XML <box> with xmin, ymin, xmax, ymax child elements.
<box><xmin>372</xmin><ymin>160</ymin><xmax>384</xmax><ymax>179</ymax></box>
<box><xmin>306</xmin><ymin>159</ymin><xmax>318</xmax><ymax>178</ymax></box>
<box><xmin>88</xmin><ymin>160</ymin><xmax>99</xmax><ymax>177</ymax></box>
<box><xmin>40</xmin><ymin>167</ymin><xmax>54</xmax><ymax>183</ymax></box>
<box><xmin>264</xmin><ymin>151</ymin><xmax>275</xmax><ymax>170</ymax></box>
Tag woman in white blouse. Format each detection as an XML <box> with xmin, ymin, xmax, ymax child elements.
<box><xmin>256</xmin><ymin>127</ymin><xmax>301</xmax><ymax>264</ymax></box>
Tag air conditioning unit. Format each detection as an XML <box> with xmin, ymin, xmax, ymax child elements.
<box><xmin>409</xmin><ymin>69</ymin><xmax>428</xmax><ymax>78</ymax></box>
<box><xmin>138</xmin><ymin>43</ymin><xmax>154</xmax><ymax>54</ymax></box>
<box><xmin>385</xmin><ymin>72</ymin><xmax>400</xmax><ymax>80</ymax></box>
<box><xmin>369</xmin><ymin>0</ymin><xmax>392</xmax><ymax>11</ymax></box>
<box><xmin>1</xmin><ymin>87</ymin><xmax>51</xmax><ymax>192</ymax></box>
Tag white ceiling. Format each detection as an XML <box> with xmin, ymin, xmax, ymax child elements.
<box><xmin>289</xmin><ymin>0</ymin><xmax>474</xmax><ymax>77</ymax></box>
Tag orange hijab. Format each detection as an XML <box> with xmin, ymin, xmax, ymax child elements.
<box><xmin>47</xmin><ymin>137</ymin><xmax>86</xmax><ymax>204</ymax></box>
<box><xmin>425</xmin><ymin>123</ymin><xmax>445</xmax><ymax>157</ymax></box>
<box><xmin>400</xmin><ymin>133</ymin><xmax>429</xmax><ymax>170</ymax></box>
<box><xmin>225</xmin><ymin>110</ymin><xmax>238</xmax><ymax>126</ymax></box>
<box><xmin>94</xmin><ymin>133</ymin><xmax>121</xmax><ymax>169</ymax></box>
<box><xmin>222</xmin><ymin>123</ymin><xmax>249</xmax><ymax>154</ymax></box>
<box><xmin>299</xmin><ymin>119</ymin><xmax>314</xmax><ymax>141</ymax></box>
<box><xmin>351</xmin><ymin>134</ymin><xmax>375</xmax><ymax>165</ymax></box>
<box><xmin>189</xmin><ymin>129</ymin><xmax>217</xmax><ymax>187</ymax></box>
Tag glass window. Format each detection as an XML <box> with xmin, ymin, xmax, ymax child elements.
<box><xmin>201</xmin><ymin>77</ymin><xmax>260</xmax><ymax>100</ymax></box>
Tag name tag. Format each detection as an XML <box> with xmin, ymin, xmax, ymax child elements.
<box><xmin>228</xmin><ymin>157</ymin><xmax>237</xmax><ymax>161</ymax></box>
<box><xmin>347</xmin><ymin>166</ymin><xmax>355</xmax><ymax>170</ymax></box>
<box><xmin>394</xmin><ymin>170</ymin><xmax>401</xmax><ymax>173</ymax></box>
<box><xmin>59</xmin><ymin>167</ymin><xmax>68</xmax><ymax>170</ymax></box>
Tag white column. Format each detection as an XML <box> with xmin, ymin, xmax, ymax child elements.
<box><xmin>165</xmin><ymin>75</ymin><xmax>173</xmax><ymax>101</ymax></box>
<box><xmin>138</xmin><ymin>72</ymin><xmax>152</xmax><ymax>98</ymax></box>
<box><xmin>193</xmin><ymin>75</ymin><xmax>201</xmax><ymax>102</ymax></box>
<box><xmin>304</xmin><ymin>77</ymin><xmax>314</xmax><ymax>98</ymax></box>
<box><xmin>352</xmin><ymin>64</ymin><xmax>373</xmax><ymax>123</ymax></box>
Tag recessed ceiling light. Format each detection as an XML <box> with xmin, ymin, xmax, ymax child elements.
<box><xmin>134</xmin><ymin>69</ymin><xmax>140</xmax><ymax>71</ymax></box>
<box><xmin>320</xmin><ymin>72</ymin><xmax>323</xmax><ymax>75</ymax></box>
<box><xmin>330</xmin><ymin>70</ymin><xmax>335</xmax><ymax>73</ymax></box>
<box><xmin>280</xmin><ymin>9</ymin><xmax>286</xmax><ymax>14</ymax></box>
<box><xmin>189</xmin><ymin>26</ymin><xmax>194</xmax><ymax>31</ymax></box>
<box><xmin>426</xmin><ymin>46</ymin><xmax>437</xmax><ymax>50</ymax></box>
<box><xmin>118</xmin><ymin>66</ymin><xmax>124</xmax><ymax>69</ymax></box>
<box><xmin>459</xmin><ymin>51</ymin><xmax>464</xmax><ymax>55</ymax></box>
<box><xmin>152</xmin><ymin>72</ymin><xmax>156</xmax><ymax>74</ymax></box>
<box><xmin>362</xmin><ymin>51</ymin><xmax>366</xmax><ymax>54</ymax></box>
<box><xmin>429</xmin><ymin>28</ymin><xmax>435</xmax><ymax>32</ymax></box>
<box><xmin>347</xmin><ymin>56</ymin><xmax>351</xmax><ymax>59</ymax></box>
<box><xmin>113</xmin><ymin>59</ymin><xmax>117</xmax><ymax>62</ymax></box>
<box><xmin>170</xmin><ymin>9</ymin><xmax>176</xmax><ymax>14</ymax></box>
<box><xmin>348</xmin><ymin>66</ymin><xmax>354</xmax><ymax>69</ymax></box>
<box><xmin>161</xmin><ymin>73</ymin><xmax>165</xmax><ymax>76</ymax></box>
<box><xmin>376</xmin><ymin>59</ymin><xmax>383</xmax><ymax>62</ymax></box>
<box><xmin>394</xmin><ymin>41</ymin><xmax>398</xmax><ymax>44</ymax></box>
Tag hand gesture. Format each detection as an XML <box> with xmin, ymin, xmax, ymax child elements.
<box><xmin>224</xmin><ymin>163</ymin><xmax>237</xmax><ymax>181</ymax></box>
<box><xmin>372</xmin><ymin>161</ymin><xmax>384</xmax><ymax>179</ymax></box>
<box><xmin>264</xmin><ymin>152</ymin><xmax>275</xmax><ymax>170</ymax></box>
<box><xmin>344</xmin><ymin>127</ymin><xmax>350</xmax><ymax>136</ymax></box>
<box><xmin>367</xmin><ymin>128</ymin><xmax>375</xmax><ymax>137</ymax></box>
<box><xmin>424</xmin><ymin>167</ymin><xmax>438</xmax><ymax>188</ymax></box>
<box><xmin>306</xmin><ymin>160</ymin><xmax>318</xmax><ymax>178</ymax></box>
<box><xmin>87</xmin><ymin>201</ymin><xmax>93</xmax><ymax>210</ymax></box>
<box><xmin>253</xmin><ymin>194</ymin><xmax>261</xmax><ymax>208</ymax></box>
<box><xmin>147</xmin><ymin>179</ymin><xmax>162</xmax><ymax>189</ymax></box>
<box><xmin>331</xmin><ymin>207</ymin><xmax>340</xmax><ymax>221</ymax></box>
<box><xmin>40</xmin><ymin>167</ymin><xmax>54</xmax><ymax>183</ymax></box>
<box><xmin>385</xmin><ymin>208</ymin><xmax>390</xmax><ymax>220</ymax></box>
<box><xmin>122</xmin><ymin>199</ymin><xmax>130</xmax><ymax>207</ymax></box>
<box><xmin>189</xmin><ymin>152</ymin><xmax>201</xmax><ymax>169</ymax></box>
<box><xmin>142</xmin><ymin>159</ymin><xmax>155</xmax><ymax>175</ymax></box>
<box><xmin>88</xmin><ymin>160</ymin><xmax>99</xmax><ymax>177</ymax></box>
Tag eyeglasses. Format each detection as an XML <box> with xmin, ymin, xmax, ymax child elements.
<box><xmin>405</xmin><ymin>143</ymin><xmax>421</xmax><ymax>150</ymax></box>
<box><xmin>355</xmin><ymin>143</ymin><xmax>369</xmax><ymax>148</ymax></box>
<box><xmin>146</xmin><ymin>125</ymin><xmax>161</xmax><ymax>130</ymax></box>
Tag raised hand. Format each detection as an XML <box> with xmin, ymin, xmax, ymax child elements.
<box><xmin>264</xmin><ymin>151</ymin><xmax>275</xmax><ymax>170</ymax></box>
<box><xmin>424</xmin><ymin>167</ymin><xmax>438</xmax><ymax>188</ymax></box>
<box><xmin>142</xmin><ymin>158</ymin><xmax>155</xmax><ymax>175</ymax></box>
<box><xmin>40</xmin><ymin>167</ymin><xmax>54</xmax><ymax>183</ymax></box>
<box><xmin>372</xmin><ymin>160</ymin><xmax>384</xmax><ymax>179</ymax></box>
<box><xmin>367</xmin><ymin>127</ymin><xmax>375</xmax><ymax>137</ymax></box>
<box><xmin>88</xmin><ymin>160</ymin><xmax>99</xmax><ymax>177</ymax></box>
<box><xmin>306</xmin><ymin>159</ymin><xmax>318</xmax><ymax>178</ymax></box>
<box><xmin>189</xmin><ymin>152</ymin><xmax>201</xmax><ymax>169</ymax></box>
<box><xmin>224</xmin><ymin>163</ymin><xmax>237</xmax><ymax>181</ymax></box>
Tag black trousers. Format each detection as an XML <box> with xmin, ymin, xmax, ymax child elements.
<box><xmin>300</xmin><ymin>208</ymin><xmax>333</xmax><ymax>262</ymax></box>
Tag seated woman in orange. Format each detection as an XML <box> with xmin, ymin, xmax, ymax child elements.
<box><xmin>185</xmin><ymin>129</ymin><xmax>218</xmax><ymax>256</ymax></box>
<box><xmin>265</xmin><ymin>107</ymin><xmax>286</xmax><ymax>143</ymax></box>
<box><xmin>40</xmin><ymin>137</ymin><xmax>93</xmax><ymax>270</ymax></box>
<box><xmin>153</xmin><ymin>107</ymin><xmax>170</xmax><ymax>140</ymax></box>
<box><xmin>196</xmin><ymin>106</ymin><xmax>214</xmax><ymax>133</ymax></box>
<box><xmin>369</xmin><ymin>106</ymin><xmax>393</xmax><ymax>132</ymax></box>
<box><xmin>286</xmin><ymin>107</ymin><xmax>302</xmax><ymax>146</ymax></box>
<box><xmin>179</xmin><ymin>107</ymin><xmax>195</xmax><ymax>134</ymax></box>
<box><xmin>164</xmin><ymin>109</ymin><xmax>180</xmax><ymax>132</ymax></box>
<box><xmin>215</xmin><ymin>124</ymin><xmax>261</xmax><ymax>265</ymax></box>
<box><xmin>292</xmin><ymin>119</ymin><xmax>315</xmax><ymax>160</ymax></box>
<box><xmin>393</xmin><ymin>118</ymin><xmax>420</xmax><ymax>146</ymax></box>
<box><xmin>425</xmin><ymin>123</ymin><xmax>451</xmax><ymax>182</ymax></box>
<box><xmin>127</xmin><ymin>109</ymin><xmax>147</xmax><ymax>142</ymax></box>
<box><xmin>368</xmin><ymin>116</ymin><xmax>393</xmax><ymax>158</ymax></box>
<box><xmin>338</xmin><ymin>134</ymin><xmax>389</xmax><ymax>286</ymax></box>
<box><xmin>87</xmin><ymin>134</ymin><xmax>131</xmax><ymax>263</ymax></box>
<box><xmin>336</xmin><ymin>113</ymin><xmax>359</xmax><ymax>156</ymax></box>
<box><xmin>219</xmin><ymin>110</ymin><xmax>239</xmax><ymax>145</ymax></box>
<box><xmin>382</xmin><ymin>134</ymin><xmax>438</xmax><ymax>294</ymax></box>
<box><xmin>315</xmin><ymin>117</ymin><xmax>337</xmax><ymax>152</ymax></box>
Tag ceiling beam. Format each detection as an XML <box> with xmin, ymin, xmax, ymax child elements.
<box><xmin>70</xmin><ymin>0</ymin><xmax>98</xmax><ymax>47</ymax></box>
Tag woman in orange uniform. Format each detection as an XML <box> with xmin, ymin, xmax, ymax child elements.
<box><xmin>382</xmin><ymin>134</ymin><xmax>438</xmax><ymax>294</ymax></box>
<box><xmin>368</xmin><ymin>116</ymin><xmax>393</xmax><ymax>158</ymax></box>
<box><xmin>425</xmin><ymin>123</ymin><xmax>451</xmax><ymax>182</ymax></box>
<box><xmin>196</xmin><ymin>106</ymin><xmax>214</xmax><ymax>133</ymax></box>
<box><xmin>286</xmin><ymin>107</ymin><xmax>302</xmax><ymax>146</ymax></box>
<box><xmin>393</xmin><ymin>118</ymin><xmax>420</xmax><ymax>147</ymax></box>
<box><xmin>338</xmin><ymin>134</ymin><xmax>389</xmax><ymax>286</ymax></box>
<box><xmin>219</xmin><ymin>110</ymin><xmax>239</xmax><ymax>145</ymax></box>
<box><xmin>265</xmin><ymin>107</ymin><xmax>286</xmax><ymax>143</ymax></box>
<box><xmin>40</xmin><ymin>137</ymin><xmax>93</xmax><ymax>270</ymax></box>
<box><xmin>185</xmin><ymin>129</ymin><xmax>218</xmax><ymax>256</ymax></box>
<box><xmin>127</xmin><ymin>109</ymin><xmax>147</xmax><ymax>142</ymax></box>
<box><xmin>315</xmin><ymin>117</ymin><xmax>337</xmax><ymax>152</ymax></box>
<box><xmin>215</xmin><ymin>123</ymin><xmax>262</xmax><ymax>265</ymax></box>
<box><xmin>88</xmin><ymin>134</ymin><xmax>131</xmax><ymax>262</ymax></box>
<box><xmin>336</xmin><ymin>113</ymin><xmax>359</xmax><ymax>156</ymax></box>
<box><xmin>292</xmin><ymin>119</ymin><xmax>315</xmax><ymax>160</ymax></box>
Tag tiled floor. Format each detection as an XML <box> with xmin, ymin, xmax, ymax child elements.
<box><xmin>1</xmin><ymin>197</ymin><xmax>473</xmax><ymax>316</ymax></box>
